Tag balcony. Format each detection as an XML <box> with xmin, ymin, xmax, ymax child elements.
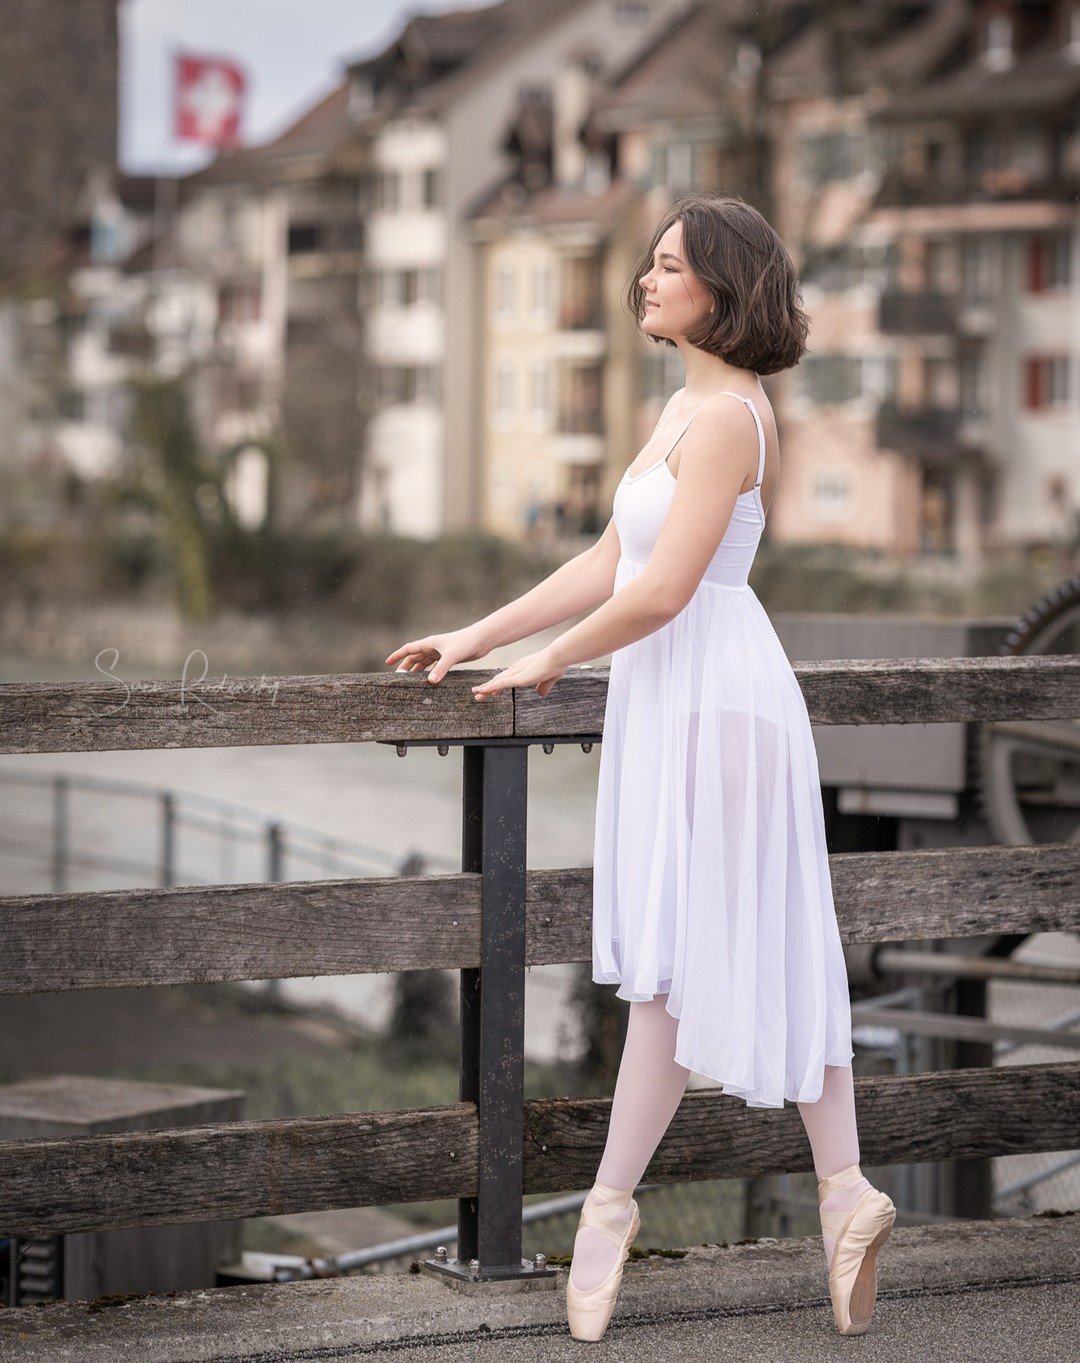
<box><xmin>875</xmin><ymin>166</ymin><xmax>1080</xmax><ymax>212</ymax></box>
<box><xmin>554</xmin><ymin>406</ymin><xmax>603</xmax><ymax>436</ymax></box>
<box><xmin>556</xmin><ymin>300</ymin><xmax>604</xmax><ymax>331</ymax></box>
<box><xmin>876</xmin><ymin>401</ymin><xmax>960</xmax><ymax>458</ymax></box>
<box><xmin>878</xmin><ymin>291</ymin><xmax>960</xmax><ymax>337</ymax></box>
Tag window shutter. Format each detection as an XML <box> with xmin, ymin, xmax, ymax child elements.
<box><xmin>1027</xmin><ymin>238</ymin><xmax>1046</xmax><ymax>292</ymax></box>
<box><xmin>1024</xmin><ymin>357</ymin><xmax>1043</xmax><ymax>408</ymax></box>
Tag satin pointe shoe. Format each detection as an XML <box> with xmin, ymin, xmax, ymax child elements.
<box><xmin>817</xmin><ymin>1162</ymin><xmax>896</xmax><ymax>1336</ymax></box>
<box><xmin>565</xmin><ymin>1187</ymin><xmax>641</xmax><ymax>1342</ymax></box>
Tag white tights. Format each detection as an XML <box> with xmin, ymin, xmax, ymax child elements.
<box><xmin>569</xmin><ymin>994</ymin><xmax>870</xmax><ymax>1290</ymax></box>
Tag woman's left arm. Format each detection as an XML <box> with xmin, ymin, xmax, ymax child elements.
<box><xmin>471</xmin><ymin>397</ymin><xmax>756</xmax><ymax>701</ymax></box>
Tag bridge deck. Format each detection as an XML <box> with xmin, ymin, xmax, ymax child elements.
<box><xmin>2</xmin><ymin>1207</ymin><xmax>1076</xmax><ymax>1361</ymax></box>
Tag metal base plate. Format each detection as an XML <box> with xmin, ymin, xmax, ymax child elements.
<box><xmin>419</xmin><ymin>1256</ymin><xmax>560</xmax><ymax>1294</ymax></box>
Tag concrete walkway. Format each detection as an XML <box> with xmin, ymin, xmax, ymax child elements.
<box><xmin>2</xmin><ymin>1209</ymin><xmax>1076</xmax><ymax>1361</ymax></box>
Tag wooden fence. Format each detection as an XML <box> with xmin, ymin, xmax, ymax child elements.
<box><xmin>1</xmin><ymin>655</ymin><xmax>1078</xmax><ymax>1285</ymax></box>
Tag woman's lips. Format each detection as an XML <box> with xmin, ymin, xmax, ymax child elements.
<box><xmin>646</xmin><ymin>302</ymin><xmax>660</xmax><ymax>309</ymax></box>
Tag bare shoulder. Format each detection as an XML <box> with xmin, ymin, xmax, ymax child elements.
<box><xmin>688</xmin><ymin>391</ymin><xmax>761</xmax><ymax>448</ymax></box>
<box><xmin>671</xmin><ymin>391</ymin><xmax>760</xmax><ymax>485</ymax></box>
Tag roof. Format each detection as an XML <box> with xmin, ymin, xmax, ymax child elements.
<box><xmin>873</xmin><ymin>32</ymin><xmax>1080</xmax><ymax>123</ymax></box>
<box><xmin>467</xmin><ymin>172</ymin><xmax>642</xmax><ymax>238</ymax></box>
<box><xmin>342</xmin><ymin>0</ymin><xmax>583</xmax><ymax>119</ymax></box>
<box><xmin>587</xmin><ymin>1</ymin><xmax>734</xmax><ymax>129</ymax></box>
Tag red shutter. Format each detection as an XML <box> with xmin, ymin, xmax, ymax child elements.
<box><xmin>1027</xmin><ymin>238</ymin><xmax>1046</xmax><ymax>292</ymax></box>
<box><xmin>1024</xmin><ymin>358</ymin><xmax>1043</xmax><ymax>409</ymax></box>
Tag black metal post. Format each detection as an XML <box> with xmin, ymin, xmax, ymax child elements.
<box><xmin>455</xmin><ymin>741</ymin><xmax>534</xmax><ymax>1278</ymax></box>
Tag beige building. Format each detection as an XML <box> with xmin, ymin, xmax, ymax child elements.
<box><xmin>344</xmin><ymin>0</ymin><xmax>699</xmax><ymax>539</ymax></box>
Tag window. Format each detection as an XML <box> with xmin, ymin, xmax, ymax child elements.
<box><xmin>530</xmin><ymin>262</ymin><xmax>552</xmax><ymax>319</ymax></box>
<box><xmin>797</xmin><ymin>129</ymin><xmax>871</xmax><ymax>185</ymax></box>
<box><xmin>529</xmin><ymin>359</ymin><xmax>551</xmax><ymax>422</ymax></box>
<box><xmin>800</xmin><ymin>353</ymin><xmax>862</xmax><ymax>404</ymax></box>
<box><xmin>1027</xmin><ymin>234</ymin><xmax>1072</xmax><ymax>291</ymax></box>
<box><xmin>421</xmin><ymin>167</ymin><xmax>441</xmax><ymax>209</ymax></box>
<box><xmin>377</xmin><ymin>364</ymin><xmax>439</xmax><ymax>404</ymax></box>
<box><xmin>649</xmin><ymin>139</ymin><xmax>697</xmax><ymax>192</ymax></box>
<box><xmin>495</xmin><ymin>264</ymin><xmax>517</xmax><ymax>322</ymax></box>
<box><xmin>961</xmin><ymin>237</ymin><xmax>996</xmax><ymax>301</ymax></box>
<box><xmin>1024</xmin><ymin>355</ymin><xmax>1071</xmax><ymax>408</ymax></box>
<box><xmin>804</xmin><ymin>241</ymin><xmax>899</xmax><ymax>294</ymax></box>
<box><xmin>287</xmin><ymin>224</ymin><xmax>323</xmax><ymax>254</ymax></box>
<box><xmin>810</xmin><ymin>468</ymin><xmax>853</xmax><ymax>521</ymax></box>
<box><xmin>858</xmin><ymin>354</ymin><xmax>900</xmax><ymax>402</ymax></box>
<box><xmin>1067</xmin><ymin>4</ymin><xmax>1080</xmax><ymax>60</ymax></box>
<box><xmin>220</xmin><ymin>198</ymin><xmax>241</xmax><ymax>252</ymax></box>
<box><xmin>415</xmin><ymin>365</ymin><xmax>440</xmax><ymax>404</ymax></box>
<box><xmin>376</xmin><ymin>170</ymin><xmax>402</xmax><ymax>211</ymax></box>
<box><xmin>218</xmin><ymin>284</ymin><xmax>261</xmax><ymax>322</ymax></box>
<box><xmin>981</xmin><ymin>14</ymin><xmax>1014</xmax><ymax>70</ymax></box>
<box><xmin>494</xmin><ymin>359</ymin><xmax>516</xmax><ymax>421</ymax></box>
<box><xmin>666</xmin><ymin>141</ymin><xmax>694</xmax><ymax>192</ymax></box>
<box><xmin>348</xmin><ymin>76</ymin><xmax>375</xmax><ymax>120</ymax></box>
<box><xmin>960</xmin><ymin>350</ymin><xmax>989</xmax><ymax>416</ymax></box>
<box><xmin>418</xmin><ymin>267</ymin><xmax>441</xmax><ymax>305</ymax></box>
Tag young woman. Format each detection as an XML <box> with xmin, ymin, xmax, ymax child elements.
<box><xmin>386</xmin><ymin>193</ymin><xmax>895</xmax><ymax>1342</ymax></box>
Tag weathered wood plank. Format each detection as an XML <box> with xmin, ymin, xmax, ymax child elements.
<box><xmin>0</xmin><ymin>872</ymin><xmax>482</xmax><ymax>993</ymax></box>
<box><xmin>517</xmin><ymin>655</ymin><xmax>1080</xmax><ymax>732</ymax></box>
<box><xmin>2</xmin><ymin>655</ymin><xmax>1077</xmax><ymax>754</ymax></box>
<box><xmin>0</xmin><ymin>670</ymin><xmax>512</xmax><ymax>754</ymax></box>
<box><xmin>1</xmin><ymin>1062</ymin><xmax>1075</xmax><ymax>1236</ymax></box>
<box><xmin>1</xmin><ymin>844</ymin><xmax>1077</xmax><ymax>995</ymax></box>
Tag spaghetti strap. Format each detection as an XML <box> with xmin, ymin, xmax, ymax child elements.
<box><xmin>715</xmin><ymin>391</ymin><xmax>767</xmax><ymax>527</ymax></box>
<box><xmin>623</xmin><ymin>409</ymin><xmax>698</xmax><ymax>484</ymax></box>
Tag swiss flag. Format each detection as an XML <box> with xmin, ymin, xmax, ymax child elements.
<box><xmin>174</xmin><ymin>53</ymin><xmax>247</xmax><ymax>147</ymax></box>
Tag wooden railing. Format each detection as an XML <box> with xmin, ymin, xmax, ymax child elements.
<box><xmin>1</xmin><ymin>655</ymin><xmax>1078</xmax><ymax>1286</ymax></box>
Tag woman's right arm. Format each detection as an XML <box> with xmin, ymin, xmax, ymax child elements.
<box><xmin>386</xmin><ymin>517</ymin><xmax>622</xmax><ymax>678</ymax></box>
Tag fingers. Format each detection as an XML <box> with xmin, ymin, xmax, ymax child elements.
<box><xmin>386</xmin><ymin>640</ymin><xmax>434</xmax><ymax>666</ymax></box>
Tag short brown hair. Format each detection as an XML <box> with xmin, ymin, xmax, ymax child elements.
<box><xmin>625</xmin><ymin>193</ymin><xmax>810</xmax><ymax>375</ymax></box>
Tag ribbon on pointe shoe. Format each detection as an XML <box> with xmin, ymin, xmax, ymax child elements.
<box><xmin>816</xmin><ymin>1163</ymin><xmax>896</xmax><ymax>1335</ymax></box>
<box><xmin>566</xmin><ymin>1187</ymin><xmax>640</xmax><ymax>1342</ymax></box>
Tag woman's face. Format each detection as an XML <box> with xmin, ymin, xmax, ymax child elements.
<box><xmin>638</xmin><ymin>220</ymin><xmax>714</xmax><ymax>341</ymax></box>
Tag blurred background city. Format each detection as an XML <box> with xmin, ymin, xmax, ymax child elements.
<box><xmin>1</xmin><ymin>0</ymin><xmax>1078</xmax><ymax>1307</ymax></box>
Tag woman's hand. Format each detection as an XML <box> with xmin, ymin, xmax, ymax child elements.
<box><xmin>385</xmin><ymin>625</ymin><xmax>488</xmax><ymax>684</ymax></box>
<box><xmin>470</xmin><ymin>646</ymin><xmax>567</xmax><ymax>701</ymax></box>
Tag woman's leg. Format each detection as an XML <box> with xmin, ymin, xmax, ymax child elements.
<box><xmin>796</xmin><ymin>1063</ymin><xmax>872</xmax><ymax>1264</ymax></box>
<box><xmin>570</xmin><ymin>993</ymin><xmax>691</xmax><ymax>1290</ymax></box>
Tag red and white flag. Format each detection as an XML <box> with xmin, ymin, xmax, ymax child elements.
<box><xmin>174</xmin><ymin>52</ymin><xmax>247</xmax><ymax>147</ymax></box>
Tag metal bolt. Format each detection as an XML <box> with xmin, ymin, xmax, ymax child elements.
<box><xmin>449</xmin><ymin>1150</ymin><xmax>456</xmax><ymax>1158</ymax></box>
<box><xmin>581</xmin><ymin>741</ymin><xmax>593</xmax><ymax>752</ymax></box>
<box><xmin>396</xmin><ymin>743</ymin><xmax>407</xmax><ymax>756</ymax></box>
<box><xmin>470</xmin><ymin>1258</ymin><xmax>481</xmax><ymax>1271</ymax></box>
<box><xmin>534</xmin><ymin>1252</ymin><xmax>547</xmax><ymax>1268</ymax></box>
<box><xmin>435</xmin><ymin>1245</ymin><xmax>448</xmax><ymax>1261</ymax></box>
<box><xmin>542</xmin><ymin>741</ymin><xmax>554</xmax><ymax>754</ymax></box>
<box><xmin>437</xmin><ymin>743</ymin><xmax>448</xmax><ymax>756</ymax></box>
<box><xmin>541</xmin><ymin>1144</ymin><xmax>547</xmax><ymax>1152</ymax></box>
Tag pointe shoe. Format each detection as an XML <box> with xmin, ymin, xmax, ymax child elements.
<box><xmin>817</xmin><ymin>1162</ymin><xmax>896</xmax><ymax>1336</ymax></box>
<box><xmin>565</xmin><ymin>1188</ymin><xmax>641</xmax><ymax>1342</ymax></box>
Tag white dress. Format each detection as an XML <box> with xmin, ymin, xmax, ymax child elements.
<box><xmin>591</xmin><ymin>391</ymin><xmax>854</xmax><ymax>1108</ymax></box>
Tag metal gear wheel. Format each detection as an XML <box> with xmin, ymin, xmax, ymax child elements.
<box><xmin>973</xmin><ymin>573</ymin><xmax>1080</xmax><ymax>846</ymax></box>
